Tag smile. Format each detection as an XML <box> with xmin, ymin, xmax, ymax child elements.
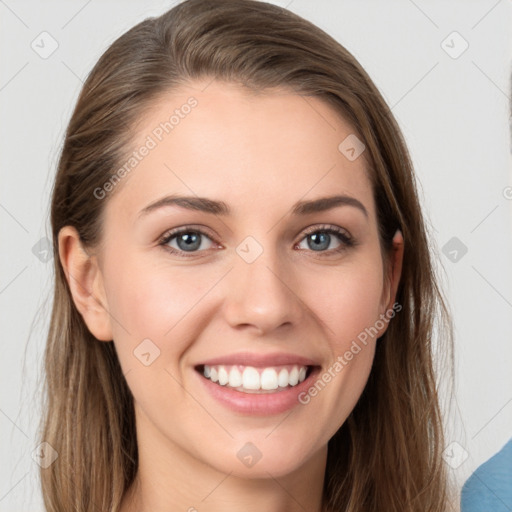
<box><xmin>194</xmin><ymin>352</ymin><xmax>321</xmax><ymax>414</ymax></box>
<box><xmin>201</xmin><ymin>364</ymin><xmax>309</xmax><ymax>393</ymax></box>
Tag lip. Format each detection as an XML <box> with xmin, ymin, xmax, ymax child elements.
<box><xmin>196</xmin><ymin>351</ymin><xmax>321</xmax><ymax>368</ymax></box>
<box><xmin>194</xmin><ymin>363</ymin><xmax>322</xmax><ymax>416</ymax></box>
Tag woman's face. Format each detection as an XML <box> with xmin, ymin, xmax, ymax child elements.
<box><xmin>83</xmin><ymin>80</ymin><xmax>402</xmax><ymax>479</ymax></box>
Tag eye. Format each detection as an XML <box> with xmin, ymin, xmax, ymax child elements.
<box><xmin>158</xmin><ymin>224</ymin><xmax>355</xmax><ymax>258</ymax></box>
<box><xmin>296</xmin><ymin>224</ymin><xmax>354</xmax><ymax>255</ymax></box>
<box><xmin>158</xmin><ymin>226</ymin><xmax>218</xmax><ymax>256</ymax></box>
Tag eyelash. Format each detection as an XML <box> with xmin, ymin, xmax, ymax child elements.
<box><xmin>157</xmin><ymin>224</ymin><xmax>356</xmax><ymax>258</ymax></box>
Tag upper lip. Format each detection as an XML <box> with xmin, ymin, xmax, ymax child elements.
<box><xmin>196</xmin><ymin>351</ymin><xmax>321</xmax><ymax>368</ymax></box>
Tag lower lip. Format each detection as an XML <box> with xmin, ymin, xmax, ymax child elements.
<box><xmin>195</xmin><ymin>366</ymin><xmax>321</xmax><ymax>415</ymax></box>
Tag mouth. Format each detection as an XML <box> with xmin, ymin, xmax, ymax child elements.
<box><xmin>193</xmin><ymin>352</ymin><xmax>322</xmax><ymax>415</ymax></box>
<box><xmin>195</xmin><ymin>364</ymin><xmax>317</xmax><ymax>394</ymax></box>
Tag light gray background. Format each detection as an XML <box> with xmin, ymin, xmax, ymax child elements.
<box><xmin>1</xmin><ymin>0</ymin><xmax>511</xmax><ymax>509</ymax></box>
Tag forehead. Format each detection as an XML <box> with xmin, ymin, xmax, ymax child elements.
<box><xmin>105</xmin><ymin>80</ymin><xmax>374</xmax><ymax>223</ymax></box>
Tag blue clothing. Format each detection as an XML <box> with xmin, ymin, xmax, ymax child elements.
<box><xmin>461</xmin><ymin>438</ymin><xmax>512</xmax><ymax>511</ymax></box>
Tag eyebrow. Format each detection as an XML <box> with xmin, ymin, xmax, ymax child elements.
<box><xmin>138</xmin><ymin>194</ymin><xmax>368</xmax><ymax>219</ymax></box>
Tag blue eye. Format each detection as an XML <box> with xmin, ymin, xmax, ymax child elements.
<box><xmin>296</xmin><ymin>226</ymin><xmax>354</xmax><ymax>254</ymax></box>
<box><xmin>159</xmin><ymin>227</ymin><xmax>215</xmax><ymax>255</ymax></box>
<box><xmin>158</xmin><ymin>224</ymin><xmax>355</xmax><ymax>258</ymax></box>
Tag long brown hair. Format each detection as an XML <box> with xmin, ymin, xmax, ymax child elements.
<box><xmin>41</xmin><ymin>0</ymin><xmax>455</xmax><ymax>510</ymax></box>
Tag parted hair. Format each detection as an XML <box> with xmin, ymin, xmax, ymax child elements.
<box><xmin>41</xmin><ymin>1</ymin><xmax>455</xmax><ymax>510</ymax></box>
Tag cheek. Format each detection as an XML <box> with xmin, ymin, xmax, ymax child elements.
<box><xmin>304</xmin><ymin>257</ymin><xmax>385</xmax><ymax>349</ymax></box>
<box><xmin>295</xmin><ymin>255</ymin><xmax>384</xmax><ymax>434</ymax></box>
<box><xmin>295</xmin><ymin>263</ymin><xmax>382</xmax><ymax>442</ymax></box>
<box><xmin>102</xmin><ymin>257</ymin><xmax>205</xmax><ymax>412</ymax></box>
<box><xmin>102</xmin><ymin>254</ymin><xmax>209</xmax><ymax>363</ymax></box>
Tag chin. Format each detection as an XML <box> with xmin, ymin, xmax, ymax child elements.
<box><xmin>201</xmin><ymin>433</ymin><xmax>324</xmax><ymax>480</ymax></box>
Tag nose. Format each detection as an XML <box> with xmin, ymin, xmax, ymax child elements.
<box><xmin>222</xmin><ymin>244</ymin><xmax>304</xmax><ymax>335</ymax></box>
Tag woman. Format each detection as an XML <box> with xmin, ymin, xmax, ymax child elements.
<box><xmin>40</xmin><ymin>0</ymin><xmax>455</xmax><ymax>510</ymax></box>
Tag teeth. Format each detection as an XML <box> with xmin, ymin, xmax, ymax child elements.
<box><xmin>229</xmin><ymin>367</ymin><xmax>243</xmax><ymax>388</ymax></box>
<box><xmin>202</xmin><ymin>364</ymin><xmax>309</xmax><ymax>392</ymax></box>
<box><xmin>218</xmin><ymin>366</ymin><xmax>229</xmax><ymax>386</ymax></box>
<box><xmin>242</xmin><ymin>367</ymin><xmax>260</xmax><ymax>389</ymax></box>
<box><xmin>278</xmin><ymin>368</ymin><xmax>289</xmax><ymax>388</ymax></box>
<box><xmin>260</xmin><ymin>368</ymin><xmax>278</xmax><ymax>390</ymax></box>
<box><xmin>289</xmin><ymin>366</ymin><xmax>299</xmax><ymax>386</ymax></box>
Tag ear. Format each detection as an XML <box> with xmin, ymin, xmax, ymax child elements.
<box><xmin>379</xmin><ymin>229</ymin><xmax>404</xmax><ymax>318</ymax></box>
<box><xmin>58</xmin><ymin>226</ymin><xmax>113</xmax><ymax>341</ymax></box>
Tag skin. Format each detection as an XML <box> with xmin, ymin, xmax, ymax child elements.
<box><xmin>59</xmin><ymin>80</ymin><xmax>403</xmax><ymax>512</ymax></box>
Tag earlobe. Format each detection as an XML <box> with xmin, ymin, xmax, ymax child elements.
<box><xmin>380</xmin><ymin>229</ymin><xmax>405</xmax><ymax>317</ymax></box>
<box><xmin>58</xmin><ymin>226</ymin><xmax>113</xmax><ymax>342</ymax></box>
<box><xmin>388</xmin><ymin>229</ymin><xmax>404</xmax><ymax>309</ymax></box>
